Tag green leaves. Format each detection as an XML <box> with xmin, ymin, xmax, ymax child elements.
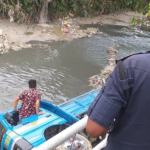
<box><xmin>1</xmin><ymin>0</ymin><xmax>150</xmax><ymax>23</ymax></box>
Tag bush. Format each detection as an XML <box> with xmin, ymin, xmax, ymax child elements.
<box><xmin>49</xmin><ymin>0</ymin><xmax>150</xmax><ymax>19</ymax></box>
<box><xmin>0</xmin><ymin>0</ymin><xmax>43</xmax><ymax>23</ymax></box>
<box><xmin>0</xmin><ymin>0</ymin><xmax>150</xmax><ymax>22</ymax></box>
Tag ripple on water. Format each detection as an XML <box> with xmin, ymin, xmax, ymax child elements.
<box><xmin>1</xmin><ymin>25</ymin><xmax>150</xmax><ymax>111</ymax></box>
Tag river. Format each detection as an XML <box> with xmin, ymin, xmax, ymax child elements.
<box><xmin>0</xmin><ymin>25</ymin><xmax>150</xmax><ymax>112</ymax></box>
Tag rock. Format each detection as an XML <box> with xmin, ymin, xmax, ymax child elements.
<box><xmin>69</xmin><ymin>12</ymin><xmax>74</xmax><ymax>17</ymax></box>
<box><xmin>38</xmin><ymin>24</ymin><xmax>54</xmax><ymax>28</ymax></box>
<box><xmin>0</xmin><ymin>29</ymin><xmax>2</xmax><ymax>36</ymax></box>
<box><xmin>43</xmin><ymin>44</ymin><xmax>49</xmax><ymax>48</ymax></box>
<box><xmin>147</xmin><ymin>24</ymin><xmax>150</xmax><ymax>27</ymax></box>
<box><xmin>99</xmin><ymin>32</ymin><xmax>103</xmax><ymax>34</ymax></box>
<box><xmin>107</xmin><ymin>49</ymin><xmax>118</xmax><ymax>54</ymax></box>
<box><xmin>42</xmin><ymin>29</ymin><xmax>47</xmax><ymax>33</ymax></box>
<box><xmin>64</xmin><ymin>16</ymin><xmax>69</xmax><ymax>20</ymax></box>
<box><xmin>3</xmin><ymin>43</ymin><xmax>10</xmax><ymax>50</ymax></box>
<box><xmin>23</xmin><ymin>43</ymin><xmax>32</xmax><ymax>48</ymax></box>
<box><xmin>0</xmin><ymin>43</ymin><xmax>3</xmax><ymax>48</ymax></box>
<box><xmin>59</xmin><ymin>18</ymin><xmax>62</xmax><ymax>21</ymax></box>
<box><xmin>8</xmin><ymin>9</ymin><xmax>14</xmax><ymax>22</ymax></box>
<box><xmin>11</xmin><ymin>45</ymin><xmax>21</xmax><ymax>51</ymax></box>
<box><xmin>0</xmin><ymin>49</ymin><xmax>4</xmax><ymax>54</ymax></box>
<box><xmin>67</xmin><ymin>19</ymin><xmax>73</xmax><ymax>25</ymax></box>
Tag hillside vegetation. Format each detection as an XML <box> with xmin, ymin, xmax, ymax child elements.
<box><xmin>0</xmin><ymin>0</ymin><xmax>149</xmax><ymax>23</ymax></box>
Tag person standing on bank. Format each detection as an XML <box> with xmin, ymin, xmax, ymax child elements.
<box><xmin>86</xmin><ymin>51</ymin><xmax>150</xmax><ymax>150</ymax></box>
<box><xmin>13</xmin><ymin>79</ymin><xmax>44</xmax><ymax>119</ymax></box>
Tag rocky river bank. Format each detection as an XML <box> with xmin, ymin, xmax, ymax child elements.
<box><xmin>0</xmin><ymin>11</ymin><xmax>143</xmax><ymax>54</ymax></box>
<box><xmin>0</xmin><ymin>18</ymin><xmax>103</xmax><ymax>55</ymax></box>
<box><xmin>89</xmin><ymin>49</ymin><xmax>118</xmax><ymax>88</ymax></box>
<box><xmin>0</xmin><ymin>11</ymin><xmax>143</xmax><ymax>90</ymax></box>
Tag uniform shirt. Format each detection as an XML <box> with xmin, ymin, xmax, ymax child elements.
<box><xmin>87</xmin><ymin>65</ymin><xmax>126</xmax><ymax>128</ymax></box>
<box><xmin>19</xmin><ymin>89</ymin><xmax>41</xmax><ymax>119</ymax></box>
<box><xmin>87</xmin><ymin>52</ymin><xmax>150</xmax><ymax>150</ymax></box>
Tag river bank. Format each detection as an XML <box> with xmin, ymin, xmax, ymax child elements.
<box><xmin>1</xmin><ymin>23</ymin><xmax>150</xmax><ymax>108</ymax></box>
<box><xmin>0</xmin><ymin>11</ymin><xmax>142</xmax><ymax>54</ymax></box>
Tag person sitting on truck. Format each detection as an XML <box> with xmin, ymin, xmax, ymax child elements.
<box><xmin>13</xmin><ymin>79</ymin><xmax>44</xmax><ymax>119</ymax></box>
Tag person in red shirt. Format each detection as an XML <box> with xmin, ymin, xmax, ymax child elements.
<box><xmin>13</xmin><ymin>79</ymin><xmax>44</xmax><ymax>119</ymax></box>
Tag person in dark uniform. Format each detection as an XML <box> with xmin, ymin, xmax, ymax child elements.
<box><xmin>86</xmin><ymin>52</ymin><xmax>150</xmax><ymax>150</ymax></box>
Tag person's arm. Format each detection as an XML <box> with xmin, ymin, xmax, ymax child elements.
<box><xmin>36</xmin><ymin>99</ymin><xmax>44</xmax><ymax>115</ymax></box>
<box><xmin>86</xmin><ymin>66</ymin><xmax>127</xmax><ymax>138</ymax></box>
<box><xmin>13</xmin><ymin>97</ymin><xmax>20</xmax><ymax>111</ymax></box>
<box><xmin>86</xmin><ymin>117</ymin><xmax>108</xmax><ymax>138</ymax></box>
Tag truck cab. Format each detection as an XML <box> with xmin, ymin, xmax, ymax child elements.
<box><xmin>0</xmin><ymin>107</ymin><xmax>68</xmax><ymax>150</ymax></box>
<box><xmin>0</xmin><ymin>87</ymin><xmax>100</xmax><ymax>150</ymax></box>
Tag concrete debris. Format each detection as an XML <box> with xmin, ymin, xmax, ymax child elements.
<box><xmin>38</xmin><ymin>24</ymin><xmax>54</xmax><ymax>28</ymax></box>
<box><xmin>8</xmin><ymin>9</ymin><xmax>14</xmax><ymax>22</ymax></box>
<box><xmin>107</xmin><ymin>49</ymin><xmax>118</xmax><ymax>54</ymax></box>
<box><xmin>89</xmin><ymin>49</ymin><xmax>117</xmax><ymax>88</ymax></box>
<box><xmin>0</xmin><ymin>27</ymin><xmax>53</xmax><ymax>54</ymax></box>
<box><xmin>69</xmin><ymin>12</ymin><xmax>74</xmax><ymax>18</ymax></box>
<box><xmin>42</xmin><ymin>29</ymin><xmax>47</xmax><ymax>33</ymax></box>
<box><xmin>0</xmin><ymin>34</ymin><xmax>10</xmax><ymax>54</ymax></box>
<box><xmin>11</xmin><ymin>43</ymin><xmax>32</xmax><ymax>51</ymax></box>
<box><xmin>0</xmin><ymin>17</ymin><xmax>104</xmax><ymax>55</ymax></box>
<box><xmin>41</xmin><ymin>29</ymin><xmax>53</xmax><ymax>35</ymax></box>
<box><xmin>0</xmin><ymin>32</ymin><xmax>33</xmax><ymax>54</ymax></box>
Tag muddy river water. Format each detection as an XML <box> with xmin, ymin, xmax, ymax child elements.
<box><xmin>0</xmin><ymin>25</ymin><xmax>150</xmax><ymax>112</ymax></box>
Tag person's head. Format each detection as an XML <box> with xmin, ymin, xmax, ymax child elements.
<box><xmin>28</xmin><ymin>79</ymin><xmax>37</xmax><ymax>89</ymax></box>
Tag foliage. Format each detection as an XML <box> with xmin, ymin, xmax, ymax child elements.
<box><xmin>130</xmin><ymin>3</ymin><xmax>150</xmax><ymax>28</ymax></box>
<box><xmin>147</xmin><ymin>3</ymin><xmax>150</xmax><ymax>18</ymax></box>
<box><xmin>0</xmin><ymin>0</ymin><xmax>44</xmax><ymax>23</ymax></box>
<box><xmin>49</xmin><ymin>0</ymin><xmax>105</xmax><ymax>18</ymax></box>
<box><xmin>0</xmin><ymin>0</ymin><xmax>150</xmax><ymax>23</ymax></box>
<box><xmin>49</xmin><ymin>0</ymin><xmax>150</xmax><ymax>19</ymax></box>
<box><xmin>130</xmin><ymin>16</ymin><xmax>147</xmax><ymax>28</ymax></box>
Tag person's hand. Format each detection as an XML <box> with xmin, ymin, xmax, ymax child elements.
<box><xmin>13</xmin><ymin>108</ymin><xmax>19</xmax><ymax>111</ymax></box>
<box><xmin>37</xmin><ymin>112</ymin><xmax>44</xmax><ymax>115</ymax></box>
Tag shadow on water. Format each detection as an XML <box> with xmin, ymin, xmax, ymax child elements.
<box><xmin>0</xmin><ymin>25</ymin><xmax>150</xmax><ymax>112</ymax></box>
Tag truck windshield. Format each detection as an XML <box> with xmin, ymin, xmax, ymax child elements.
<box><xmin>0</xmin><ymin>121</ymin><xmax>6</xmax><ymax>148</ymax></box>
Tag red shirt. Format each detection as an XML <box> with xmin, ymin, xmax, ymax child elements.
<box><xmin>19</xmin><ymin>89</ymin><xmax>41</xmax><ymax>119</ymax></box>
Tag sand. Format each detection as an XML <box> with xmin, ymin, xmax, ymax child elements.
<box><xmin>0</xmin><ymin>11</ymin><xmax>142</xmax><ymax>52</ymax></box>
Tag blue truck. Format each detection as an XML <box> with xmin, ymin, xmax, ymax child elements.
<box><xmin>0</xmin><ymin>87</ymin><xmax>101</xmax><ymax>150</ymax></box>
